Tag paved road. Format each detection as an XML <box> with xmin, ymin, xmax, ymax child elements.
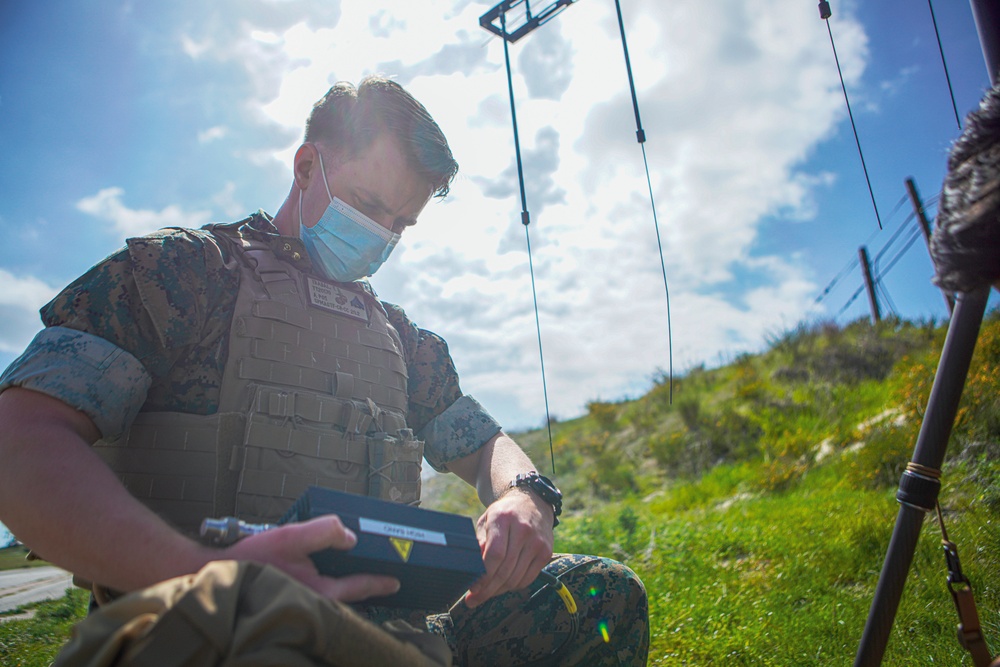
<box><xmin>0</xmin><ymin>566</ymin><xmax>74</xmax><ymax>613</ymax></box>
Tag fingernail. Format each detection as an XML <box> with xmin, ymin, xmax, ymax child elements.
<box><xmin>344</xmin><ymin>528</ymin><xmax>357</xmax><ymax>544</ymax></box>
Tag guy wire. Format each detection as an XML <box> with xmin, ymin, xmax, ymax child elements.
<box><xmin>872</xmin><ymin>210</ymin><xmax>918</xmax><ymax>265</ymax></box>
<box><xmin>822</xmin><ymin>4</ymin><xmax>882</xmax><ymax>230</ymax></box>
<box><xmin>615</xmin><ymin>0</ymin><xmax>674</xmax><ymax>403</ymax></box>
<box><xmin>836</xmin><ymin>284</ymin><xmax>867</xmax><ymax>319</ymax></box>
<box><xmin>876</xmin><ymin>281</ymin><xmax>899</xmax><ymax>318</ymax></box>
<box><xmin>501</xmin><ymin>11</ymin><xmax>557</xmax><ymax>473</ymax></box>
<box><xmin>927</xmin><ymin>0</ymin><xmax>963</xmax><ymax>130</ymax></box>
<box><xmin>876</xmin><ymin>224</ymin><xmax>925</xmax><ymax>279</ymax></box>
<box><xmin>815</xmin><ymin>256</ymin><xmax>860</xmax><ymax>304</ymax></box>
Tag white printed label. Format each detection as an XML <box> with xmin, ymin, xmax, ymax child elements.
<box><xmin>359</xmin><ymin>518</ymin><xmax>448</xmax><ymax>546</ymax></box>
<box><xmin>306</xmin><ymin>277</ymin><xmax>368</xmax><ymax>322</ymax></box>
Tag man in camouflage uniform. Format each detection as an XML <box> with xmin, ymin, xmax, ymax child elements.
<box><xmin>0</xmin><ymin>76</ymin><xmax>648</xmax><ymax>665</ymax></box>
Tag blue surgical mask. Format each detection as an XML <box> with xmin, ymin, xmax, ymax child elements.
<box><xmin>298</xmin><ymin>152</ymin><xmax>400</xmax><ymax>282</ymax></box>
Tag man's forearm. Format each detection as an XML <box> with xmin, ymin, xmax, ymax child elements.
<box><xmin>0</xmin><ymin>388</ymin><xmax>211</xmax><ymax>591</ymax></box>
<box><xmin>469</xmin><ymin>432</ymin><xmax>538</xmax><ymax>505</ymax></box>
<box><xmin>447</xmin><ymin>432</ymin><xmax>555</xmax><ymax>524</ymax></box>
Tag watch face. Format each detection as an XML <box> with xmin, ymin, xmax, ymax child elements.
<box><xmin>514</xmin><ymin>472</ymin><xmax>562</xmax><ymax>528</ymax></box>
<box><xmin>535</xmin><ymin>475</ymin><xmax>561</xmax><ymax>500</ymax></box>
<box><xmin>520</xmin><ymin>474</ymin><xmax>561</xmax><ymax>506</ymax></box>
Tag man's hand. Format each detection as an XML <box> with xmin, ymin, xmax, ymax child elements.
<box><xmin>464</xmin><ymin>488</ymin><xmax>554</xmax><ymax>608</ymax></box>
<box><xmin>221</xmin><ymin>515</ymin><xmax>401</xmax><ymax>603</ymax></box>
<box><xmin>444</xmin><ymin>431</ymin><xmax>557</xmax><ymax>607</ymax></box>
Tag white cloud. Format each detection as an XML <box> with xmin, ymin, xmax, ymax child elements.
<box><xmin>0</xmin><ymin>269</ymin><xmax>59</xmax><ymax>309</ymax></box>
<box><xmin>879</xmin><ymin>64</ymin><xmax>920</xmax><ymax>101</ymax></box>
<box><xmin>250</xmin><ymin>30</ymin><xmax>282</xmax><ymax>45</ymax></box>
<box><xmin>181</xmin><ymin>34</ymin><xmax>212</xmax><ymax>59</ymax></box>
<box><xmin>156</xmin><ymin>0</ymin><xmax>869</xmax><ymax>428</ymax></box>
<box><xmin>211</xmin><ymin>182</ymin><xmax>244</xmax><ymax>218</ymax></box>
<box><xmin>198</xmin><ymin>125</ymin><xmax>228</xmax><ymax>143</ymax></box>
<box><xmin>76</xmin><ymin>187</ymin><xmax>212</xmax><ymax>238</ymax></box>
<box><xmin>0</xmin><ymin>269</ymin><xmax>60</xmax><ymax>356</ymax></box>
<box><xmin>518</xmin><ymin>21</ymin><xmax>574</xmax><ymax>101</ymax></box>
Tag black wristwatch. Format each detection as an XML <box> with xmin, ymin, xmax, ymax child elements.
<box><xmin>508</xmin><ymin>471</ymin><xmax>563</xmax><ymax>527</ymax></box>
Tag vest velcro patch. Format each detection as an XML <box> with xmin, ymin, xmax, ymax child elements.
<box><xmin>306</xmin><ymin>277</ymin><xmax>369</xmax><ymax>323</ymax></box>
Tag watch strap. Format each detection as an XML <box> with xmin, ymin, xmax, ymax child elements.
<box><xmin>508</xmin><ymin>471</ymin><xmax>562</xmax><ymax>527</ymax></box>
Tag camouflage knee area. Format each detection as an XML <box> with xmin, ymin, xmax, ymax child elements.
<box><xmin>430</xmin><ymin>553</ymin><xmax>649</xmax><ymax>666</ymax></box>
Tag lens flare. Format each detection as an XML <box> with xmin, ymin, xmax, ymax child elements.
<box><xmin>598</xmin><ymin>620</ymin><xmax>610</xmax><ymax>643</ymax></box>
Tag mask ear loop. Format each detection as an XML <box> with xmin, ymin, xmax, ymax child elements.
<box><xmin>298</xmin><ymin>146</ymin><xmax>335</xmax><ymax>231</ymax></box>
<box><xmin>315</xmin><ymin>150</ymin><xmax>336</xmax><ymax>204</ymax></box>
<box><xmin>298</xmin><ymin>190</ymin><xmax>304</xmax><ymax>229</ymax></box>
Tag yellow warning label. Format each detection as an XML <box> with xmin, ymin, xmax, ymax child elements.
<box><xmin>390</xmin><ymin>537</ymin><xmax>413</xmax><ymax>562</ymax></box>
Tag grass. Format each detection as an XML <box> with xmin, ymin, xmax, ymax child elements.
<box><xmin>421</xmin><ymin>456</ymin><xmax>1000</xmax><ymax>665</ymax></box>
<box><xmin>0</xmin><ymin>545</ymin><xmax>86</xmax><ymax>666</ymax></box>
<box><xmin>0</xmin><ymin>546</ymin><xmax>52</xmax><ymax>572</ymax></box>
<box><xmin>538</xmin><ymin>460</ymin><xmax>998</xmax><ymax>665</ymax></box>
<box><xmin>0</xmin><ymin>589</ymin><xmax>89</xmax><ymax>667</ymax></box>
<box><xmin>4</xmin><ymin>314</ymin><xmax>1000</xmax><ymax>664</ymax></box>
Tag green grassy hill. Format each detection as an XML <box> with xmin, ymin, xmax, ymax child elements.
<box><xmin>4</xmin><ymin>313</ymin><xmax>999</xmax><ymax>665</ymax></box>
<box><xmin>424</xmin><ymin>312</ymin><xmax>1000</xmax><ymax>664</ymax></box>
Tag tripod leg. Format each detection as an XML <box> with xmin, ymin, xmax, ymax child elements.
<box><xmin>853</xmin><ymin>285</ymin><xmax>990</xmax><ymax>667</ymax></box>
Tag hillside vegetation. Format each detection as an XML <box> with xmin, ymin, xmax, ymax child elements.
<box><xmin>3</xmin><ymin>313</ymin><xmax>999</xmax><ymax>665</ymax></box>
<box><xmin>424</xmin><ymin>311</ymin><xmax>1000</xmax><ymax>664</ymax></box>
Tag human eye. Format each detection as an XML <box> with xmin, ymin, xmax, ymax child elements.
<box><xmin>353</xmin><ymin>199</ymin><xmax>381</xmax><ymax>221</ymax></box>
<box><xmin>392</xmin><ymin>219</ymin><xmax>416</xmax><ymax>235</ymax></box>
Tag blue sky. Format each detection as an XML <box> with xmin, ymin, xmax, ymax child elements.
<box><xmin>0</xmin><ymin>0</ymin><xmax>997</xmax><ymax>448</ymax></box>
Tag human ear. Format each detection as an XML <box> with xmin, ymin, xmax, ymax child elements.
<box><xmin>293</xmin><ymin>143</ymin><xmax>319</xmax><ymax>191</ymax></box>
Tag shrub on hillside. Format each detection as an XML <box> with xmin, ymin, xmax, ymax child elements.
<box><xmin>839</xmin><ymin>423</ymin><xmax>914</xmax><ymax>489</ymax></box>
<box><xmin>955</xmin><ymin>314</ymin><xmax>1000</xmax><ymax>443</ymax></box>
<box><xmin>754</xmin><ymin>457</ymin><xmax>808</xmax><ymax>493</ymax></box>
<box><xmin>648</xmin><ymin>430</ymin><xmax>687</xmax><ymax>471</ymax></box>
<box><xmin>578</xmin><ymin>430</ymin><xmax>638</xmax><ymax>497</ymax></box>
<box><xmin>810</xmin><ymin>325</ymin><xmax>897</xmax><ymax>384</ymax></box>
<box><xmin>587</xmin><ymin>400</ymin><xmax>619</xmax><ymax>430</ymax></box>
<box><xmin>733</xmin><ymin>355</ymin><xmax>766</xmax><ymax>401</ymax></box>
<box><xmin>889</xmin><ymin>314</ymin><xmax>1000</xmax><ymax>463</ymax></box>
<box><xmin>650</xmin><ymin>399</ymin><xmax>764</xmax><ymax>477</ymax></box>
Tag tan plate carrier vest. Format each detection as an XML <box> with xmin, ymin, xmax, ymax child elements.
<box><xmin>93</xmin><ymin>224</ymin><xmax>424</xmax><ymax>536</ymax></box>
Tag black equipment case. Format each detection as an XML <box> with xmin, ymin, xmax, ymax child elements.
<box><xmin>280</xmin><ymin>486</ymin><xmax>485</xmax><ymax>610</ymax></box>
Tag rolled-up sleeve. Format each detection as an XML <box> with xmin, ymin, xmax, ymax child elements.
<box><xmin>380</xmin><ymin>301</ymin><xmax>504</xmax><ymax>471</ymax></box>
<box><xmin>0</xmin><ymin>326</ymin><xmax>152</xmax><ymax>439</ymax></box>
<box><xmin>418</xmin><ymin>395</ymin><xmax>502</xmax><ymax>472</ymax></box>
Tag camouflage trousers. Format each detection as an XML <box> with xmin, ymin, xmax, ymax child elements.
<box><xmin>364</xmin><ymin>554</ymin><xmax>649</xmax><ymax>666</ymax></box>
